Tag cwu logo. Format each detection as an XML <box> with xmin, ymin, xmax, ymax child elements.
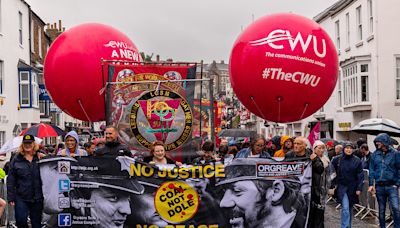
<box><xmin>250</xmin><ymin>29</ymin><xmax>327</xmax><ymax>58</ymax></box>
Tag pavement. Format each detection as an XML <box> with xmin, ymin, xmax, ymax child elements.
<box><xmin>325</xmin><ymin>201</ymin><xmax>380</xmax><ymax>228</ymax></box>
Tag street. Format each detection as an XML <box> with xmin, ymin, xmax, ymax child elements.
<box><xmin>325</xmin><ymin>201</ymin><xmax>379</xmax><ymax>228</ymax></box>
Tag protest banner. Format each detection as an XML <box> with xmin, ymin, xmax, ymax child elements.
<box><xmin>40</xmin><ymin>156</ymin><xmax>311</xmax><ymax>228</ymax></box>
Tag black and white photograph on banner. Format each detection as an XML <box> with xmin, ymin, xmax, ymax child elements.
<box><xmin>38</xmin><ymin>156</ymin><xmax>311</xmax><ymax>228</ymax></box>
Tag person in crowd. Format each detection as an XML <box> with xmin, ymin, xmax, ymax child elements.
<box><xmin>219</xmin><ymin>138</ymin><xmax>228</xmax><ymax>147</ymax></box>
<box><xmin>309</xmin><ymin>140</ymin><xmax>330</xmax><ymax>228</ymax></box>
<box><xmin>267</xmin><ymin>135</ymin><xmax>281</xmax><ymax>157</ymax></box>
<box><xmin>57</xmin><ymin>131</ymin><xmax>88</xmax><ymax>157</ymax></box>
<box><xmin>335</xmin><ymin>144</ymin><xmax>343</xmax><ymax>157</ymax></box>
<box><xmin>228</xmin><ymin>139</ymin><xmax>238</xmax><ymax>152</ymax></box>
<box><xmin>0</xmin><ymin>167</ymin><xmax>6</xmax><ymax>218</ymax></box>
<box><xmin>359</xmin><ymin>144</ymin><xmax>371</xmax><ymax>170</ymax></box>
<box><xmin>368</xmin><ymin>133</ymin><xmax>400</xmax><ymax>228</ymax></box>
<box><xmin>143</xmin><ymin>141</ymin><xmax>182</xmax><ymax>166</ymax></box>
<box><xmin>326</xmin><ymin>141</ymin><xmax>335</xmax><ymax>160</ymax></box>
<box><xmin>329</xmin><ymin>142</ymin><xmax>363</xmax><ymax>228</ymax></box>
<box><xmin>84</xmin><ymin>141</ymin><xmax>96</xmax><ymax>156</ymax></box>
<box><xmin>7</xmin><ymin>134</ymin><xmax>44</xmax><ymax>228</ymax></box>
<box><xmin>193</xmin><ymin>140</ymin><xmax>219</xmax><ymax>165</ymax></box>
<box><xmin>353</xmin><ymin>138</ymin><xmax>367</xmax><ymax>158</ymax></box>
<box><xmin>274</xmin><ymin>135</ymin><xmax>294</xmax><ymax>157</ymax></box>
<box><xmin>235</xmin><ymin>136</ymin><xmax>271</xmax><ymax>158</ymax></box>
<box><xmin>285</xmin><ymin>137</ymin><xmax>312</xmax><ymax>159</ymax></box>
<box><xmin>55</xmin><ymin>142</ymin><xmax>65</xmax><ymax>154</ymax></box>
<box><xmin>218</xmin><ymin>158</ymin><xmax>306</xmax><ymax>228</ymax></box>
<box><xmin>217</xmin><ymin>144</ymin><xmax>229</xmax><ymax>159</ymax></box>
<box><xmin>241</xmin><ymin>141</ymin><xmax>250</xmax><ymax>149</ymax></box>
<box><xmin>95</xmin><ymin>126</ymin><xmax>131</xmax><ymax>158</ymax></box>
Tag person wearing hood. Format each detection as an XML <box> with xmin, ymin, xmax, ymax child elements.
<box><xmin>274</xmin><ymin>135</ymin><xmax>294</xmax><ymax>157</ymax></box>
<box><xmin>267</xmin><ymin>135</ymin><xmax>281</xmax><ymax>157</ymax></box>
<box><xmin>57</xmin><ymin>131</ymin><xmax>88</xmax><ymax>157</ymax></box>
<box><xmin>329</xmin><ymin>142</ymin><xmax>363</xmax><ymax>228</ymax></box>
<box><xmin>95</xmin><ymin>125</ymin><xmax>131</xmax><ymax>158</ymax></box>
<box><xmin>308</xmin><ymin>140</ymin><xmax>330</xmax><ymax>228</ymax></box>
<box><xmin>368</xmin><ymin>133</ymin><xmax>400</xmax><ymax>228</ymax></box>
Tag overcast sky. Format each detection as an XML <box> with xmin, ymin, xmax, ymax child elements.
<box><xmin>25</xmin><ymin>0</ymin><xmax>338</xmax><ymax>63</ymax></box>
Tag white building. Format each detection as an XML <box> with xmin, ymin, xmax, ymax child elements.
<box><xmin>260</xmin><ymin>0</ymin><xmax>400</xmax><ymax>144</ymax></box>
<box><xmin>0</xmin><ymin>0</ymin><xmax>41</xmax><ymax>146</ymax></box>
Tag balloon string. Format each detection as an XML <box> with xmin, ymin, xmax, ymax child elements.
<box><xmin>250</xmin><ymin>96</ymin><xmax>267</xmax><ymax>120</ymax></box>
<box><xmin>78</xmin><ymin>99</ymin><xmax>93</xmax><ymax>123</ymax></box>
<box><xmin>299</xmin><ymin>103</ymin><xmax>309</xmax><ymax>120</ymax></box>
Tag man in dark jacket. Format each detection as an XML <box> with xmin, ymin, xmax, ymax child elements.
<box><xmin>329</xmin><ymin>142</ymin><xmax>363</xmax><ymax>228</ymax></box>
<box><xmin>285</xmin><ymin>137</ymin><xmax>312</xmax><ymax>160</ymax></box>
<box><xmin>368</xmin><ymin>133</ymin><xmax>400</xmax><ymax>228</ymax></box>
<box><xmin>95</xmin><ymin>126</ymin><xmax>131</xmax><ymax>158</ymax></box>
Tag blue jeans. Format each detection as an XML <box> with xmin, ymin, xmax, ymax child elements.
<box><xmin>15</xmin><ymin>199</ymin><xmax>43</xmax><ymax>228</ymax></box>
<box><xmin>376</xmin><ymin>185</ymin><xmax>400</xmax><ymax>228</ymax></box>
<box><xmin>341</xmin><ymin>193</ymin><xmax>352</xmax><ymax>228</ymax></box>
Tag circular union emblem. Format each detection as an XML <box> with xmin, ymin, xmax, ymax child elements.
<box><xmin>130</xmin><ymin>90</ymin><xmax>193</xmax><ymax>151</ymax></box>
<box><xmin>154</xmin><ymin>181</ymin><xmax>199</xmax><ymax>224</ymax></box>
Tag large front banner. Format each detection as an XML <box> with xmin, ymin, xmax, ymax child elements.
<box><xmin>39</xmin><ymin>156</ymin><xmax>311</xmax><ymax>228</ymax></box>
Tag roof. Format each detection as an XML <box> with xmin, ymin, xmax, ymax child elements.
<box><xmin>314</xmin><ymin>0</ymin><xmax>356</xmax><ymax>23</ymax></box>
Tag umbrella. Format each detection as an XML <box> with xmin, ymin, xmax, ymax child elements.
<box><xmin>351</xmin><ymin>118</ymin><xmax>400</xmax><ymax>137</ymax></box>
<box><xmin>218</xmin><ymin>129</ymin><xmax>257</xmax><ymax>138</ymax></box>
<box><xmin>0</xmin><ymin>136</ymin><xmax>43</xmax><ymax>154</ymax></box>
<box><xmin>20</xmin><ymin>123</ymin><xmax>66</xmax><ymax>138</ymax></box>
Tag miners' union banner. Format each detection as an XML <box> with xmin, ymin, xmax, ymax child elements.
<box><xmin>40</xmin><ymin>156</ymin><xmax>311</xmax><ymax>228</ymax></box>
<box><xmin>105</xmin><ymin>62</ymin><xmax>199</xmax><ymax>162</ymax></box>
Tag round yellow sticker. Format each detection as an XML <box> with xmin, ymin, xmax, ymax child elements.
<box><xmin>154</xmin><ymin>180</ymin><xmax>199</xmax><ymax>223</ymax></box>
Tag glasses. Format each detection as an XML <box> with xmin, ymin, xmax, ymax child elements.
<box><xmin>254</xmin><ymin>144</ymin><xmax>264</xmax><ymax>147</ymax></box>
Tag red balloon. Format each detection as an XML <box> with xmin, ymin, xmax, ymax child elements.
<box><xmin>44</xmin><ymin>23</ymin><xmax>140</xmax><ymax>121</ymax></box>
<box><xmin>230</xmin><ymin>13</ymin><xmax>338</xmax><ymax>123</ymax></box>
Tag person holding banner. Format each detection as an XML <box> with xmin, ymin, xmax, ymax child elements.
<box><xmin>235</xmin><ymin>136</ymin><xmax>271</xmax><ymax>158</ymax></box>
<box><xmin>143</xmin><ymin>141</ymin><xmax>182</xmax><ymax>166</ymax></box>
<box><xmin>7</xmin><ymin>134</ymin><xmax>44</xmax><ymax>228</ymax></box>
<box><xmin>57</xmin><ymin>130</ymin><xmax>88</xmax><ymax>157</ymax></box>
<box><xmin>329</xmin><ymin>142</ymin><xmax>363</xmax><ymax>228</ymax></box>
<box><xmin>368</xmin><ymin>133</ymin><xmax>400</xmax><ymax>228</ymax></box>
<box><xmin>309</xmin><ymin>140</ymin><xmax>330</xmax><ymax>228</ymax></box>
<box><xmin>218</xmin><ymin>158</ymin><xmax>307</xmax><ymax>228</ymax></box>
<box><xmin>95</xmin><ymin>125</ymin><xmax>131</xmax><ymax>158</ymax></box>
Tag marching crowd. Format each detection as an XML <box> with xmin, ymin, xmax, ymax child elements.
<box><xmin>0</xmin><ymin>125</ymin><xmax>399</xmax><ymax>228</ymax></box>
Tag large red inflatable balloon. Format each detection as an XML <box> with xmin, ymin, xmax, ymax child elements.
<box><xmin>44</xmin><ymin>23</ymin><xmax>140</xmax><ymax>122</ymax></box>
<box><xmin>230</xmin><ymin>13</ymin><xmax>338</xmax><ymax>123</ymax></box>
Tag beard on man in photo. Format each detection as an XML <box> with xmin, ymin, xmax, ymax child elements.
<box><xmin>217</xmin><ymin>158</ymin><xmax>308</xmax><ymax>228</ymax></box>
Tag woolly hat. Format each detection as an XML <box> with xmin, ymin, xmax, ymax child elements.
<box><xmin>313</xmin><ymin>140</ymin><xmax>325</xmax><ymax>149</ymax></box>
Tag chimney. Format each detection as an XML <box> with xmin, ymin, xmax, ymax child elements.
<box><xmin>156</xmin><ymin>55</ymin><xmax>160</xmax><ymax>62</ymax></box>
<box><xmin>221</xmin><ymin>60</ymin><xmax>225</xmax><ymax>64</ymax></box>
<box><xmin>58</xmin><ymin>20</ymin><xmax>62</xmax><ymax>32</ymax></box>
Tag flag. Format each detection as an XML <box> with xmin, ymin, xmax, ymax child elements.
<box><xmin>307</xmin><ymin>122</ymin><xmax>320</xmax><ymax>147</ymax></box>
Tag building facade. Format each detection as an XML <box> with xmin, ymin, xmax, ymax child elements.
<box><xmin>261</xmin><ymin>0</ymin><xmax>400</xmax><ymax>144</ymax></box>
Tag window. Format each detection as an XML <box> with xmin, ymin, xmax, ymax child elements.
<box><xmin>38</xmin><ymin>26</ymin><xmax>42</xmax><ymax>57</ymax></box>
<box><xmin>342</xmin><ymin>62</ymin><xmax>370</xmax><ymax>105</ymax></box>
<box><xmin>396</xmin><ymin>57</ymin><xmax>400</xmax><ymax>100</ymax></box>
<box><xmin>18</xmin><ymin>11</ymin><xmax>23</xmax><ymax>45</ymax></box>
<box><xmin>361</xmin><ymin>64</ymin><xmax>369</xmax><ymax>101</ymax></box>
<box><xmin>31</xmin><ymin>72</ymin><xmax>39</xmax><ymax>107</ymax></box>
<box><xmin>19</xmin><ymin>71</ymin><xmax>30</xmax><ymax>106</ymax></box>
<box><xmin>356</xmin><ymin>6</ymin><xmax>362</xmax><ymax>41</ymax></box>
<box><xmin>368</xmin><ymin>0</ymin><xmax>373</xmax><ymax>33</ymax></box>
<box><xmin>346</xmin><ymin>13</ymin><xmax>350</xmax><ymax>47</ymax></box>
<box><xmin>337</xmin><ymin>70</ymin><xmax>342</xmax><ymax>107</ymax></box>
<box><xmin>335</xmin><ymin>20</ymin><xmax>340</xmax><ymax>50</ymax></box>
<box><xmin>0</xmin><ymin>131</ymin><xmax>5</xmax><ymax>147</ymax></box>
<box><xmin>0</xmin><ymin>60</ymin><xmax>3</xmax><ymax>94</ymax></box>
